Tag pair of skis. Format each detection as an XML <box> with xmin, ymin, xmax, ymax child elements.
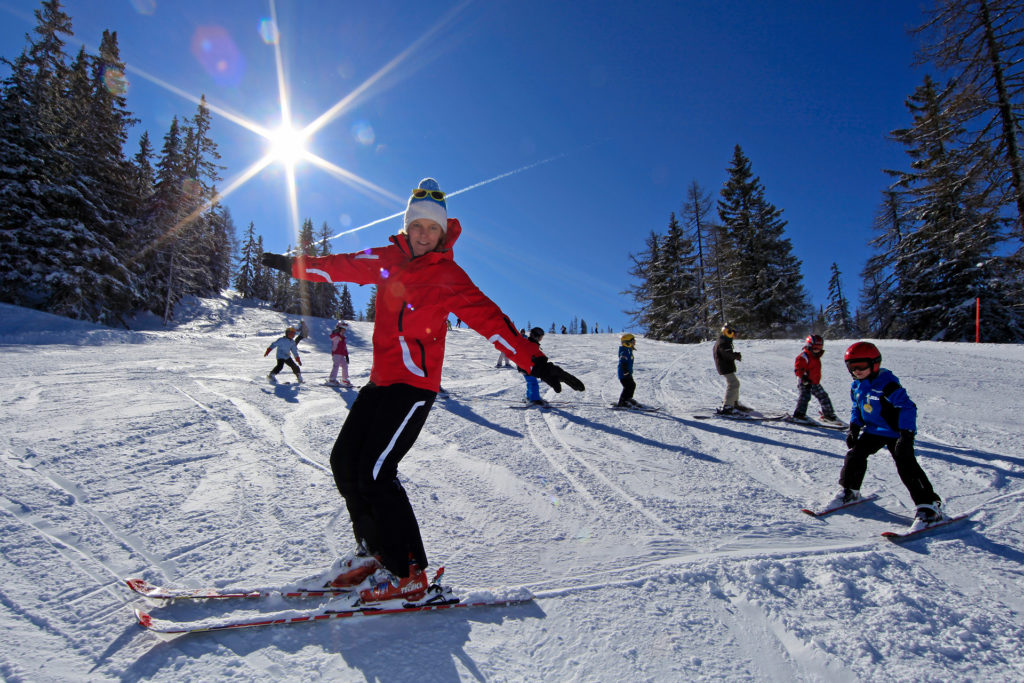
<box><xmin>126</xmin><ymin>568</ymin><xmax>533</xmax><ymax>636</ymax></box>
<box><xmin>800</xmin><ymin>494</ymin><xmax>968</xmax><ymax>541</ymax></box>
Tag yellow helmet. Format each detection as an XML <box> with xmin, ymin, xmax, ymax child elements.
<box><xmin>721</xmin><ymin>323</ymin><xmax>737</xmax><ymax>339</ymax></box>
<box><xmin>620</xmin><ymin>333</ymin><xmax>635</xmax><ymax>347</ymax></box>
<box><xmin>285</xmin><ymin>326</ymin><xmax>297</xmax><ymax>336</ymax></box>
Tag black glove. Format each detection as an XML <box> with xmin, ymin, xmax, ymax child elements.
<box><xmin>734</xmin><ymin>352</ymin><xmax>742</xmax><ymax>362</ymax></box>
<box><xmin>846</xmin><ymin>424</ymin><xmax>861</xmax><ymax>449</ymax></box>
<box><xmin>261</xmin><ymin>252</ymin><xmax>294</xmax><ymax>273</ymax></box>
<box><xmin>798</xmin><ymin>375</ymin><xmax>811</xmax><ymax>388</ymax></box>
<box><xmin>896</xmin><ymin>430</ymin><xmax>915</xmax><ymax>457</ymax></box>
<box><xmin>530</xmin><ymin>356</ymin><xmax>585</xmax><ymax>393</ymax></box>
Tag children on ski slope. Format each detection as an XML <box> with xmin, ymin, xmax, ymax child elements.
<box><xmin>264</xmin><ymin>327</ymin><xmax>302</xmax><ymax>383</ymax></box>
<box><xmin>792</xmin><ymin>334</ymin><xmax>839</xmax><ymax>423</ymax></box>
<box><xmin>713</xmin><ymin>323</ymin><xmax>750</xmax><ymax>414</ymax></box>
<box><xmin>823</xmin><ymin>341</ymin><xmax>946</xmax><ymax>531</ymax></box>
<box><xmin>520</xmin><ymin>327</ymin><xmax>547</xmax><ymax>405</ymax></box>
<box><xmin>327</xmin><ymin>321</ymin><xmax>350</xmax><ymax>386</ymax></box>
<box><xmin>261</xmin><ymin>178</ymin><xmax>584</xmax><ymax>603</ymax></box>
<box><xmin>616</xmin><ymin>333</ymin><xmax>641</xmax><ymax>408</ymax></box>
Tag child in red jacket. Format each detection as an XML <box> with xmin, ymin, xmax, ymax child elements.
<box><xmin>791</xmin><ymin>334</ymin><xmax>840</xmax><ymax>423</ymax></box>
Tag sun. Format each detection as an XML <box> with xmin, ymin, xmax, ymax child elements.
<box><xmin>266</xmin><ymin>123</ymin><xmax>309</xmax><ymax>167</ymax></box>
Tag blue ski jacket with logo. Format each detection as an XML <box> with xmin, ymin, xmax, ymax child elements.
<box><xmin>849</xmin><ymin>368</ymin><xmax>917</xmax><ymax>438</ymax></box>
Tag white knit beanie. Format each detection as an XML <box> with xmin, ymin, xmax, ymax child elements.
<box><xmin>403</xmin><ymin>177</ymin><xmax>447</xmax><ymax>232</ymax></box>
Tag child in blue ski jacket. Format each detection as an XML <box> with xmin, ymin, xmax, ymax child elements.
<box><xmin>824</xmin><ymin>341</ymin><xmax>944</xmax><ymax>531</ymax></box>
<box><xmin>615</xmin><ymin>333</ymin><xmax>640</xmax><ymax>408</ymax></box>
<box><xmin>521</xmin><ymin>327</ymin><xmax>546</xmax><ymax>404</ymax></box>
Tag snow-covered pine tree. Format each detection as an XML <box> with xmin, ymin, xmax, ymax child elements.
<box><xmin>859</xmin><ymin>190</ymin><xmax>904</xmax><ymax>337</ymax></box>
<box><xmin>365</xmin><ymin>285</ymin><xmax>377</xmax><ymax>322</ymax></box>
<box><xmin>646</xmin><ymin>212</ymin><xmax>703</xmax><ymax>342</ymax></box>
<box><xmin>624</xmin><ymin>231</ymin><xmax>663</xmax><ymax>334</ymax></box>
<box><xmin>886</xmin><ymin>75</ymin><xmax>1022</xmax><ymax>341</ymax></box>
<box><xmin>823</xmin><ymin>262</ymin><xmax>854</xmax><ymax>337</ymax></box>
<box><xmin>716</xmin><ymin>145</ymin><xmax>811</xmax><ymax>337</ymax></box>
<box><xmin>253</xmin><ymin>235</ymin><xmax>274</xmax><ymax>302</ymax></box>
<box><xmin>0</xmin><ymin>2</ymin><xmax>138</xmax><ymax>324</ymax></box>
<box><xmin>338</xmin><ymin>284</ymin><xmax>355</xmax><ymax>320</ymax></box>
<box><xmin>682</xmin><ymin>180</ymin><xmax>715</xmax><ymax>339</ymax></box>
<box><xmin>915</xmin><ymin>0</ymin><xmax>1024</xmax><ymax>239</ymax></box>
<box><xmin>234</xmin><ymin>222</ymin><xmax>259</xmax><ymax>298</ymax></box>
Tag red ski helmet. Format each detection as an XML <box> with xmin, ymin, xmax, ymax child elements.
<box><xmin>805</xmin><ymin>334</ymin><xmax>824</xmax><ymax>354</ymax></box>
<box><xmin>844</xmin><ymin>341</ymin><xmax>881</xmax><ymax>376</ymax></box>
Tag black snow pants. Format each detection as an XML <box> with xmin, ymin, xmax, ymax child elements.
<box><xmin>839</xmin><ymin>432</ymin><xmax>940</xmax><ymax>506</ymax></box>
<box><xmin>618</xmin><ymin>375</ymin><xmax>636</xmax><ymax>405</ymax></box>
<box><xmin>330</xmin><ymin>382</ymin><xmax>436</xmax><ymax>577</ymax></box>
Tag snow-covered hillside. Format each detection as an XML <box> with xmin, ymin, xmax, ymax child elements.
<box><xmin>1</xmin><ymin>293</ymin><xmax>1022</xmax><ymax>681</ymax></box>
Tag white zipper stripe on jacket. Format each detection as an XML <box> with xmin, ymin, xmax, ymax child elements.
<box><xmin>305</xmin><ymin>268</ymin><xmax>333</xmax><ymax>282</ymax></box>
<box><xmin>398</xmin><ymin>336</ymin><xmax>426</xmax><ymax>377</ymax></box>
<box><xmin>373</xmin><ymin>400</ymin><xmax>427</xmax><ymax>480</ymax></box>
<box><xmin>489</xmin><ymin>334</ymin><xmax>515</xmax><ymax>354</ymax></box>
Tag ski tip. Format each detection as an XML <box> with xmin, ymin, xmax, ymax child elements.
<box><xmin>800</xmin><ymin>508</ymin><xmax>819</xmax><ymax>517</ymax></box>
<box><xmin>135</xmin><ymin>609</ymin><xmax>153</xmax><ymax>628</ymax></box>
<box><xmin>125</xmin><ymin>577</ymin><xmax>153</xmax><ymax>593</ymax></box>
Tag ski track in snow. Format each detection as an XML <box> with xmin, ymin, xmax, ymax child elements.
<box><xmin>1</xmin><ymin>297</ymin><xmax>1024</xmax><ymax>681</ymax></box>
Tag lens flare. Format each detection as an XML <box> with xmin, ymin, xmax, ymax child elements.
<box><xmin>258</xmin><ymin>18</ymin><xmax>279</xmax><ymax>45</ymax></box>
<box><xmin>130</xmin><ymin>0</ymin><xmax>156</xmax><ymax>15</ymax></box>
<box><xmin>351</xmin><ymin>121</ymin><xmax>375</xmax><ymax>146</ymax></box>
<box><xmin>191</xmin><ymin>25</ymin><xmax>245</xmax><ymax>87</ymax></box>
<box><xmin>101</xmin><ymin>66</ymin><xmax>129</xmax><ymax>95</ymax></box>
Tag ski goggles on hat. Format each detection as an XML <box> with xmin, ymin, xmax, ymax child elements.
<box><xmin>845</xmin><ymin>360</ymin><xmax>873</xmax><ymax>372</ymax></box>
<box><xmin>411</xmin><ymin>188</ymin><xmax>446</xmax><ymax>202</ymax></box>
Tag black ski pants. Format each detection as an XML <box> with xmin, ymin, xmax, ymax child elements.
<box><xmin>270</xmin><ymin>358</ymin><xmax>301</xmax><ymax>376</ymax></box>
<box><xmin>839</xmin><ymin>432</ymin><xmax>940</xmax><ymax>506</ymax></box>
<box><xmin>330</xmin><ymin>382</ymin><xmax>436</xmax><ymax>577</ymax></box>
<box><xmin>618</xmin><ymin>375</ymin><xmax>636</xmax><ymax>405</ymax></box>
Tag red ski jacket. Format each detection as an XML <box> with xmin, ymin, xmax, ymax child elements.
<box><xmin>289</xmin><ymin>218</ymin><xmax>541</xmax><ymax>393</ymax></box>
<box><xmin>794</xmin><ymin>350</ymin><xmax>822</xmax><ymax>385</ymax></box>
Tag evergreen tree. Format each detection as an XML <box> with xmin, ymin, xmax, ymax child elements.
<box><xmin>860</xmin><ymin>190</ymin><xmax>905</xmax><ymax>337</ymax></box>
<box><xmin>717</xmin><ymin>145</ymin><xmax>810</xmax><ymax>337</ymax></box>
<box><xmin>253</xmin><ymin>235</ymin><xmax>274</xmax><ymax>302</ymax></box>
<box><xmin>338</xmin><ymin>284</ymin><xmax>355</xmax><ymax>320</ymax></box>
<box><xmin>624</xmin><ymin>231</ymin><xmax>662</xmax><ymax>333</ymax></box>
<box><xmin>365</xmin><ymin>285</ymin><xmax>377</xmax><ymax>322</ymax></box>
<box><xmin>681</xmin><ymin>180</ymin><xmax>715</xmax><ymax>339</ymax></box>
<box><xmin>580</xmin><ymin>319</ymin><xmax>588</xmax><ymax>334</ymax></box>
<box><xmin>915</xmin><ymin>0</ymin><xmax>1024</xmax><ymax>238</ymax></box>
<box><xmin>823</xmin><ymin>262</ymin><xmax>854</xmax><ymax>337</ymax></box>
<box><xmin>886</xmin><ymin>75</ymin><xmax>1022</xmax><ymax>340</ymax></box>
<box><xmin>234</xmin><ymin>221</ymin><xmax>259</xmax><ymax>298</ymax></box>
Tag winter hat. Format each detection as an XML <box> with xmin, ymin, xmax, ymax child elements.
<box><xmin>403</xmin><ymin>177</ymin><xmax>447</xmax><ymax>232</ymax></box>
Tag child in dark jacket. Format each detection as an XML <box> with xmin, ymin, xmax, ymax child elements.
<box><xmin>823</xmin><ymin>341</ymin><xmax>946</xmax><ymax>532</ymax></box>
<box><xmin>616</xmin><ymin>333</ymin><xmax>641</xmax><ymax>408</ymax></box>
<box><xmin>713</xmin><ymin>323</ymin><xmax>749</xmax><ymax>414</ymax></box>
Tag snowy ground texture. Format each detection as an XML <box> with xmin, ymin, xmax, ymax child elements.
<box><xmin>1</xmin><ymin>292</ymin><xmax>1023</xmax><ymax>682</ymax></box>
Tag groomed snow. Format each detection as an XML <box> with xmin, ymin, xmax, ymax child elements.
<box><xmin>1</xmin><ymin>292</ymin><xmax>1022</xmax><ymax>681</ymax></box>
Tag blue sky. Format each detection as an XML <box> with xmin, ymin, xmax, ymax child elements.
<box><xmin>0</xmin><ymin>0</ymin><xmax>932</xmax><ymax>334</ymax></box>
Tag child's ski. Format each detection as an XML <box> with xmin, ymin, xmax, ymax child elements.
<box><xmin>881</xmin><ymin>514</ymin><xmax>968</xmax><ymax>541</ymax></box>
<box><xmin>801</xmin><ymin>493</ymin><xmax>880</xmax><ymax>517</ymax></box>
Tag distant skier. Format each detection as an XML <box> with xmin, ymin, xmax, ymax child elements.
<box><xmin>713</xmin><ymin>323</ymin><xmax>749</xmax><ymax>414</ymax></box>
<box><xmin>294</xmin><ymin>318</ymin><xmax>310</xmax><ymax>346</ymax></box>
<box><xmin>615</xmin><ymin>333</ymin><xmax>642</xmax><ymax>408</ymax></box>
<box><xmin>521</xmin><ymin>327</ymin><xmax>547</xmax><ymax>405</ymax></box>
<box><xmin>821</xmin><ymin>341</ymin><xmax>946</xmax><ymax>531</ymax></box>
<box><xmin>265</xmin><ymin>327</ymin><xmax>303</xmax><ymax>383</ymax></box>
<box><xmin>327</xmin><ymin>321</ymin><xmax>350</xmax><ymax>386</ymax></box>
<box><xmin>790</xmin><ymin>334</ymin><xmax>840</xmax><ymax>423</ymax></box>
<box><xmin>261</xmin><ymin>178</ymin><xmax>584</xmax><ymax>603</ymax></box>
<box><xmin>496</xmin><ymin>350</ymin><xmax>512</xmax><ymax>368</ymax></box>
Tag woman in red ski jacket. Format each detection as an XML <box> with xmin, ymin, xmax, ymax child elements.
<box><xmin>261</xmin><ymin>178</ymin><xmax>584</xmax><ymax>602</ymax></box>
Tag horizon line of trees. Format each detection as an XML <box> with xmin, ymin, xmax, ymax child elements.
<box><xmin>627</xmin><ymin>0</ymin><xmax>1024</xmax><ymax>344</ymax></box>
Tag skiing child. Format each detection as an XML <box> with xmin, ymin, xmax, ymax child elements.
<box><xmin>615</xmin><ymin>333</ymin><xmax>641</xmax><ymax>408</ymax></box>
<box><xmin>265</xmin><ymin>327</ymin><xmax>303</xmax><ymax>383</ymax></box>
<box><xmin>327</xmin><ymin>321</ymin><xmax>350</xmax><ymax>386</ymax></box>
<box><xmin>261</xmin><ymin>178</ymin><xmax>584</xmax><ymax>603</ymax></box>
<box><xmin>823</xmin><ymin>341</ymin><xmax>946</xmax><ymax>531</ymax></box>
<box><xmin>713</xmin><ymin>323</ymin><xmax>749</xmax><ymax>414</ymax></box>
<box><xmin>521</xmin><ymin>327</ymin><xmax>547</xmax><ymax>405</ymax></box>
<box><xmin>790</xmin><ymin>334</ymin><xmax>840</xmax><ymax>424</ymax></box>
